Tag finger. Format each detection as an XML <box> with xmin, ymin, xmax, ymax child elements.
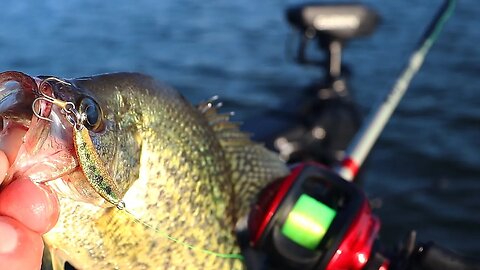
<box><xmin>0</xmin><ymin>178</ymin><xmax>59</xmax><ymax>234</ymax></box>
<box><xmin>0</xmin><ymin>216</ymin><xmax>44</xmax><ymax>270</ymax></box>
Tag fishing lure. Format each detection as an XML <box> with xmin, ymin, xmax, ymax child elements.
<box><xmin>73</xmin><ymin>125</ymin><xmax>125</xmax><ymax>209</ymax></box>
<box><xmin>32</xmin><ymin>78</ymin><xmax>125</xmax><ymax>209</ymax></box>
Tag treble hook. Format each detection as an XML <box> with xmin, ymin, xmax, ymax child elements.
<box><xmin>32</xmin><ymin>77</ymin><xmax>75</xmax><ymax>122</ymax></box>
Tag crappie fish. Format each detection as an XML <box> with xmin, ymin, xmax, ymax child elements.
<box><xmin>0</xmin><ymin>71</ymin><xmax>288</xmax><ymax>269</ymax></box>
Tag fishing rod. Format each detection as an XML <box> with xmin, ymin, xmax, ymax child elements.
<box><xmin>334</xmin><ymin>0</ymin><xmax>456</xmax><ymax>181</ymax></box>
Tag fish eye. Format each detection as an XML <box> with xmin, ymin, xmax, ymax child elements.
<box><xmin>79</xmin><ymin>97</ymin><xmax>104</xmax><ymax>132</ymax></box>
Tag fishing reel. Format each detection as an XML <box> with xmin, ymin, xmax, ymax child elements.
<box><xmin>238</xmin><ymin>163</ymin><xmax>388</xmax><ymax>270</ymax></box>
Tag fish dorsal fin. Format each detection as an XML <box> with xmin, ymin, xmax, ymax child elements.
<box><xmin>197</xmin><ymin>99</ymin><xmax>289</xmax><ymax>218</ymax></box>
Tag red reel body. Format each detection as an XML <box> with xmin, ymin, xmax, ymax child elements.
<box><xmin>247</xmin><ymin>163</ymin><xmax>388</xmax><ymax>270</ymax></box>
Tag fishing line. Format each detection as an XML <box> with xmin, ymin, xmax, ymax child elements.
<box><xmin>121</xmin><ymin>207</ymin><xmax>245</xmax><ymax>260</ymax></box>
<box><xmin>72</xmin><ymin>110</ymin><xmax>245</xmax><ymax>260</ymax></box>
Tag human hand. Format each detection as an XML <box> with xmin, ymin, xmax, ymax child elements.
<box><xmin>0</xmin><ymin>127</ymin><xmax>60</xmax><ymax>270</ymax></box>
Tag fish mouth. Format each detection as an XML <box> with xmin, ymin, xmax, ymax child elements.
<box><xmin>0</xmin><ymin>71</ymin><xmax>105</xmax><ymax>205</ymax></box>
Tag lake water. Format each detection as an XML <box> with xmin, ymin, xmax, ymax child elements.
<box><xmin>1</xmin><ymin>0</ymin><xmax>479</xmax><ymax>259</ymax></box>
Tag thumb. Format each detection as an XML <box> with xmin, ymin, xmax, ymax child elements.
<box><xmin>0</xmin><ymin>177</ymin><xmax>59</xmax><ymax>234</ymax></box>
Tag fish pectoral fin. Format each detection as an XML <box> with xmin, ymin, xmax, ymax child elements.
<box><xmin>41</xmin><ymin>243</ymin><xmax>67</xmax><ymax>270</ymax></box>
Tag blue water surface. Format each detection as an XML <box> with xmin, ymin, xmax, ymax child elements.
<box><xmin>0</xmin><ymin>0</ymin><xmax>478</xmax><ymax>257</ymax></box>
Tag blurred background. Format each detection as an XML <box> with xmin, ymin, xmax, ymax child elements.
<box><xmin>0</xmin><ymin>0</ymin><xmax>478</xmax><ymax>257</ymax></box>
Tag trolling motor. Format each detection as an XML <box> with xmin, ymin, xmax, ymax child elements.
<box><xmin>244</xmin><ymin>3</ymin><xmax>379</xmax><ymax>167</ymax></box>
